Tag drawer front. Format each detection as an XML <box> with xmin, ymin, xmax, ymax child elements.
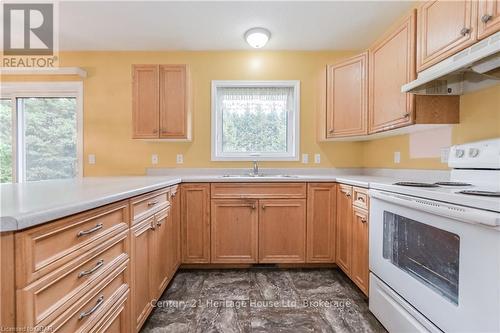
<box><xmin>211</xmin><ymin>183</ymin><xmax>307</xmax><ymax>199</ymax></box>
<box><xmin>17</xmin><ymin>231</ymin><xmax>129</xmax><ymax>327</ymax></box>
<box><xmin>88</xmin><ymin>290</ymin><xmax>129</xmax><ymax>333</ymax></box>
<box><xmin>39</xmin><ymin>260</ymin><xmax>129</xmax><ymax>333</ymax></box>
<box><xmin>353</xmin><ymin>187</ymin><xmax>369</xmax><ymax>210</ymax></box>
<box><xmin>131</xmin><ymin>188</ymin><xmax>169</xmax><ymax>223</ymax></box>
<box><xmin>338</xmin><ymin>184</ymin><xmax>353</xmax><ymax>198</ymax></box>
<box><xmin>16</xmin><ymin>201</ymin><xmax>129</xmax><ymax>286</ymax></box>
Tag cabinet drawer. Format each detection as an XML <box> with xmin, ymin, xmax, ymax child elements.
<box><xmin>15</xmin><ymin>201</ymin><xmax>129</xmax><ymax>286</ymax></box>
<box><xmin>211</xmin><ymin>183</ymin><xmax>307</xmax><ymax>199</ymax></box>
<box><xmin>353</xmin><ymin>187</ymin><xmax>369</xmax><ymax>210</ymax></box>
<box><xmin>338</xmin><ymin>184</ymin><xmax>353</xmax><ymax>197</ymax></box>
<box><xmin>17</xmin><ymin>231</ymin><xmax>129</xmax><ymax>327</ymax></box>
<box><xmin>88</xmin><ymin>289</ymin><xmax>129</xmax><ymax>333</ymax></box>
<box><xmin>131</xmin><ymin>188</ymin><xmax>169</xmax><ymax>223</ymax></box>
<box><xmin>38</xmin><ymin>260</ymin><xmax>129</xmax><ymax>333</ymax></box>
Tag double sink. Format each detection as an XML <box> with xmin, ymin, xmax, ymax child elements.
<box><xmin>220</xmin><ymin>174</ymin><xmax>301</xmax><ymax>179</ymax></box>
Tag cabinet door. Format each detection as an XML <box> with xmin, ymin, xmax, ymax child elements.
<box><xmin>336</xmin><ymin>185</ymin><xmax>353</xmax><ymax>275</ymax></box>
<box><xmin>153</xmin><ymin>207</ymin><xmax>172</xmax><ymax>297</ymax></box>
<box><xmin>211</xmin><ymin>199</ymin><xmax>258</xmax><ymax>263</ymax></box>
<box><xmin>369</xmin><ymin>12</ymin><xmax>416</xmax><ymax>134</ymax></box>
<box><xmin>159</xmin><ymin>65</ymin><xmax>190</xmax><ymax>139</ymax></box>
<box><xmin>351</xmin><ymin>207</ymin><xmax>369</xmax><ymax>296</ymax></box>
<box><xmin>181</xmin><ymin>184</ymin><xmax>211</xmax><ymax>263</ymax></box>
<box><xmin>478</xmin><ymin>0</ymin><xmax>500</xmax><ymax>39</ymax></box>
<box><xmin>326</xmin><ymin>52</ymin><xmax>368</xmax><ymax>138</ymax></box>
<box><xmin>259</xmin><ymin>199</ymin><xmax>306</xmax><ymax>263</ymax></box>
<box><xmin>132</xmin><ymin>65</ymin><xmax>159</xmax><ymax>139</ymax></box>
<box><xmin>417</xmin><ymin>0</ymin><xmax>478</xmax><ymax>71</ymax></box>
<box><xmin>306</xmin><ymin>183</ymin><xmax>336</xmax><ymax>263</ymax></box>
<box><xmin>170</xmin><ymin>187</ymin><xmax>181</xmax><ymax>271</ymax></box>
<box><xmin>130</xmin><ymin>217</ymin><xmax>155</xmax><ymax>332</ymax></box>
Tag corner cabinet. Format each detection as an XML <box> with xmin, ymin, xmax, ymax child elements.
<box><xmin>132</xmin><ymin>64</ymin><xmax>191</xmax><ymax>140</ymax></box>
<box><xmin>325</xmin><ymin>52</ymin><xmax>368</xmax><ymax>138</ymax></box>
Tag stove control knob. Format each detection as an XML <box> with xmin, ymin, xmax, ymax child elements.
<box><xmin>455</xmin><ymin>149</ymin><xmax>465</xmax><ymax>158</ymax></box>
<box><xmin>469</xmin><ymin>148</ymin><xmax>480</xmax><ymax>158</ymax></box>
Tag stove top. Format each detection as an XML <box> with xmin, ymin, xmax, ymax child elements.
<box><xmin>434</xmin><ymin>181</ymin><xmax>472</xmax><ymax>187</ymax></box>
<box><xmin>393</xmin><ymin>182</ymin><xmax>439</xmax><ymax>187</ymax></box>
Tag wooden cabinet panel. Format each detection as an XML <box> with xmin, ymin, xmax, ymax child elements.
<box><xmin>259</xmin><ymin>199</ymin><xmax>306</xmax><ymax>263</ymax></box>
<box><xmin>130</xmin><ymin>188</ymin><xmax>169</xmax><ymax>224</ymax></box>
<box><xmin>132</xmin><ymin>65</ymin><xmax>159</xmax><ymax>139</ymax></box>
<box><xmin>306</xmin><ymin>183</ymin><xmax>336</xmax><ymax>263</ymax></box>
<box><xmin>369</xmin><ymin>12</ymin><xmax>416</xmax><ymax>133</ymax></box>
<box><xmin>170</xmin><ymin>186</ymin><xmax>181</xmax><ymax>271</ymax></box>
<box><xmin>353</xmin><ymin>187</ymin><xmax>369</xmax><ymax>210</ymax></box>
<box><xmin>159</xmin><ymin>65</ymin><xmax>191</xmax><ymax>139</ymax></box>
<box><xmin>336</xmin><ymin>185</ymin><xmax>353</xmax><ymax>275</ymax></box>
<box><xmin>181</xmin><ymin>184</ymin><xmax>211</xmax><ymax>263</ymax></box>
<box><xmin>152</xmin><ymin>207</ymin><xmax>172</xmax><ymax>297</ymax></box>
<box><xmin>211</xmin><ymin>183</ymin><xmax>306</xmax><ymax>199</ymax></box>
<box><xmin>130</xmin><ymin>217</ymin><xmax>155</xmax><ymax>332</ymax></box>
<box><xmin>478</xmin><ymin>0</ymin><xmax>500</xmax><ymax>39</ymax></box>
<box><xmin>211</xmin><ymin>199</ymin><xmax>258</xmax><ymax>263</ymax></box>
<box><xmin>1</xmin><ymin>233</ymin><xmax>15</xmax><ymax>330</ymax></box>
<box><xmin>351</xmin><ymin>207</ymin><xmax>369</xmax><ymax>296</ymax></box>
<box><xmin>88</xmin><ymin>291</ymin><xmax>129</xmax><ymax>333</ymax></box>
<box><xmin>417</xmin><ymin>0</ymin><xmax>478</xmax><ymax>71</ymax></box>
<box><xmin>326</xmin><ymin>52</ymin><xmax>368</xmax><ymax>138</ymax></box>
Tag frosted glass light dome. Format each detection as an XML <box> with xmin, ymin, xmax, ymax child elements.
<box><xmin>244</xmin><ymin>28</ymin><xmax>271</xmax><ymax>48</ymax></box>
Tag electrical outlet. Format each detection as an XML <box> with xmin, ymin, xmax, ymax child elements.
<box><xmin>152</xmin><ymin>154</ymin><xmax>159</xmax><ymax>165</ymax></box>
<box><xmin>176</xmin><ymin>154</ymin><xmax>184</xmax><ymax>164</ymax></box>
<box><xmin>302</xmin><ymin>154</ymin><xmax>309</xmax><ymax>164</ymax></box>
<box><xmin>441</xmin><ymin>148</ymin><xmax>450</xmax><ymax>163</ymax></box>
<box><xmin>394</xmin><ymin>151</ymin><xmax>401</xmax><ymax>164</ymax></box>
<box><xmin>88</xmin><ymin>154</ymin><xmax>96</xmax><ymax>165</ymax></box>
<box><xmin>314</xmin><ymin>154</ymin><xmax>321</xmax><ymax>164</ymax></box>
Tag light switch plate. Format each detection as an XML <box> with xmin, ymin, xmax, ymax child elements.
<box><xmin>314</xmin><ymin>154</ymin><xmax>321</xmax><ymax>164</ymax></box>
<box><xmin>152</xmin><ymin>154</ymin><xmax>159</xmax><ymax>165</ymax></box>
<box><xmin>176</xmin><ymin>154</ymin><xmax>184</xmax><ymax>164</ymax></box>
<box><xmin>394</xmin><ymin>151</ymin><xmax>401</xmax><ymax>164</ymax></box>
<box><xmin>88</xmin><ymin>154</ymin><xmax>96</xmax><ymax>165</ymax></box>
<box><xmin>302</xmin><ymin>154</ymin><xmax>309</xmax><ymax>164</ymax></box>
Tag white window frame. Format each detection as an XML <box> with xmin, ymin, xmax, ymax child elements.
<box><xmin>211</xmin><ymin>80</ymin><xmax>300</xmax><ymax>161</ymax></box>
<box><xmin>0</xmin><ymin>81</ymin><xmax>83</xmax><ymax>182</ymax></box>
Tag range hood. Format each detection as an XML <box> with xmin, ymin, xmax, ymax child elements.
<box><xmin>402</xmin><ymin>31</ymin><xmax>500</xmax><ymax>95</ymax></box>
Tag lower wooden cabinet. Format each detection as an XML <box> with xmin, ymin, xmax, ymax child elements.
<box><xmin>181</xmin><ymin>183</ymin><xmax>211</xmax><ymax>263</ymax></box>
<box><xmin>152</xmin><ymin>207</ymin><xmax>172</xmax><ymax>297</ymax></box>
<box><xmin>259</xmin><ymin>199</ymin><xmax>307</xmax><ymax>263</ymax></box>
<box><xmin>351</xmin><ymin>207</ymin><xmax>369</xmax><ymax>295</ymax></box>
<box><xmin>336</xmin><ymin>185</ymin><xmax>353</xmax><ymax>274</ymax></box>
<box><xmin>211</xmin><ymin>199</ymin><xmax>258</xmax><ymax>263</ymax></box>
<box><xmin>306</xmin><ymin>183</ymin><xmax>336</xmax><ymax>263</ymax></box>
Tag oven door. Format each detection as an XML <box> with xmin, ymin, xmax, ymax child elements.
<box><xmin>369</xmin><ymin>189</ymin><xmax>500</xmax><ymax>333</ymax></box>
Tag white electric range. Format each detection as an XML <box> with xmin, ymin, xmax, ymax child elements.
<box><xmin>368</xmin><ymin>138</ymin><xmax>500</xmax><ymax>333</ymax></box>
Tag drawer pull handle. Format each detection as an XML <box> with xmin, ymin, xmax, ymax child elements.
<box><xmin>357</xmin><ymin>197</ymin><xmax>365</xmax><ymax>202</ymax></box>
<box><xmin>342</xmin><ymin>191</ymin><xmax>351</xmax><ymax>197</ymax></box>
<box><xmin>79</xmin><ymin>295</ymin><xmax>104</xmax><ymax>320</ymax></box>
<box><xmin>78</xmin><ymin>259</ymin><xmax>104</xmax><ymax>278</ymax></box>
<box><xmin>77</xmin><ymin>223</ymin><xmax>103</xmax><ymax>237</ymax></box>
<box><xmin>251</xmin><ymin>203</ymin><xmax>256</xmax><ymax>210</ymax></box>
<box><xmin>361</xmin><ymin>218</ymin><xmax>367</xmax><ymax>223</ymax></box>
<box><xmin>481</xmin><ymin>14</ymin><xmax>493</xmax><ymax>23</ymax></box>
<box><xmin>147</xmin><ymin>199</ymin><xmax>160</xmax><ymax>206</ymax></box>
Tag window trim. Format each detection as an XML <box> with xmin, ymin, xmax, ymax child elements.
<box><xmin>211</xmin><ymin>80</ymin><xmax>300</xmax><ymax>161</ymax></box>
<box><xmin>0</xmin><ymin>81</ymin><xmax>84</xmax><ymax>182</ymax></box>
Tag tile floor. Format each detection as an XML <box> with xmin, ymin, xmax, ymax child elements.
<box><xmin>141</xmin><ymin>268</ymin><xmax>386</xmax><ymax>333</ymax></box>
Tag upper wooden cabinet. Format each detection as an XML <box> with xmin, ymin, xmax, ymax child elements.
<box><xmin>132</xmin><ymin>64</ymin><xmax>191</xmax><ymax>140</ymax></box>
<box><xmin>369</xmin><ymin>11</ymin><xmax>416</xmax><ymax>133</ymax></box>
<box><xmin>417</xmin><ymin>0</ymin><xmax>478</xmax><ymax>72</ymax></box>
<box><xmin>478</xmin><ymin>0</ymin><xmax>500</xmax><ymax>39</ymax></box>
<box><xmin>325</xmin><ymin>52</ymin><xmax>368</xmax><ymax>138</ymax></box>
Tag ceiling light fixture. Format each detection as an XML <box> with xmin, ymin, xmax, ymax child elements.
<box><xmin>244</xmin><ymin>28</ymin><xmax>271</xmax><ymax>49</ymax></box>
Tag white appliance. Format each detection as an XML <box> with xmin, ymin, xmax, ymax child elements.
<box><xmin>369</xmin><ymin>138</ymin><xmax>500</xmax><ymax>333</ymax></box>
<box><xmin>401</xmin><ymin>31</ymin><xmax>500</xmax><ymax>95</ymax></box>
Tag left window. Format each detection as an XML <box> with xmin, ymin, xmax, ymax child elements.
<box><xmin>0</xmin><ymin>82</ymin><xmax>83</xmax><ymax>183</ymax></box>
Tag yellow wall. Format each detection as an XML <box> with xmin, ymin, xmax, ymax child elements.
<box><xmin>362</xmin><ymin>85</ymin><xmax>500</xmax><ymax>169</ymax></box>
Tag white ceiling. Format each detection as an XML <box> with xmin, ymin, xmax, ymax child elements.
<box><xmin>59</xmin><ymin>1</ymin><xmax>414</xmax><ymax>51</ymax></box>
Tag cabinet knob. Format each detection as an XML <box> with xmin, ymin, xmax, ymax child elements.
<box><xmin>403</xmin><ymin>112</ymin><xmax>411</xmax><ymax>118</ymax></box>
<box><xmin>261</xmin><ymin>204</ymin><xmax>266</xmax><ymax>209</ymax></box>
<box><xmin>328</xmin><ymin>129</ymin><xmax>334</xmax><ymax>133</ymax></box>
<box><xmin>357</xmin><ymin>197</ymin><xmax>365</xmax><ymax>202</ymax></box>
<box><xmin>152</xmin><ymin>129</ymin><xmax>158</xmax><ymax>134</ymax></box>
<box><xmin>481</xmin><ymin>14</ymin><xmax>493</xmax><ymax>23</ymax></box>
<box><xmin>460</xmin><ymin>27</ymin><xmax>471</xmax><ymax>36</ymax></box>
<box><xmin>361</xmin><ymin>217</ymin><xmax>367</xmax><ymax>223</ymax></box>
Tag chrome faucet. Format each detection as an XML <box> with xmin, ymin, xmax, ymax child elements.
<box><xmin>251</xmin><ymin>160</ymin><xmax>259</xmax><ymax>177</ymax></box>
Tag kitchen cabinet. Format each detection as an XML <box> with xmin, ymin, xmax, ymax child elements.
<box><xmin>132</xmin><ymin>64</ymin><xmax>191</xmax><ymax>140</ymax></box>
<box><xmin>259</xmin><ymin>199</ymin><xmax>307</xmax><ymax>263</ymax></box>
<box><xmin>211</xmin><ymin>199</ymin><xmax>258</xmax><ymax>263</ymax></box>
<box><xmin>181</xmin><ymin>183</ymin><xmax>211</xmax><ymax>263</ymax></box>
<box><xmin>152</xmin><ymin>207</ymin><xmax>172</xmax><ymax>297</ymax></box>
<box><xmin>369</xmin><ymin>11</ymin><xmax>416</xmax><ymax>133</ymax></box>
<box><xmin>351</xmin><ymin>206</ymin><xmax>369</xmax><ymax>296</ymax></box>
<box><xmin>170</xmin><ymin>186</ymin><xmax>181</xmax><ymax>272</ymax></box>
<box><xmin>336</xmin><ymin>185</ymin><xmax>353</xmax><ymax>274</ymax></box>
<box><xmin>478</xmin><ymin>0</ymin><xmax>500</xmax><ymax>39</ymax></box>
<box><xmin>417</xmin><ymin>0</ymin><xmax>478</xmax><ymax>72</ymax></box>
<box><xmin>325</xmin><ymin>52</ymin><xmax>368</xmax><ymax>138</ymax></box>
<box><xmin>306</xmin><ymin>183</ymin><xmax>336</xmax><ymax>263</ymax></box>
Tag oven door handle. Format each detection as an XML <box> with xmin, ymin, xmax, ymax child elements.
<box><xmin>369</xmin><ymin>189</ymin><xmax>500</xmax><ymax>228</ymax></box>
